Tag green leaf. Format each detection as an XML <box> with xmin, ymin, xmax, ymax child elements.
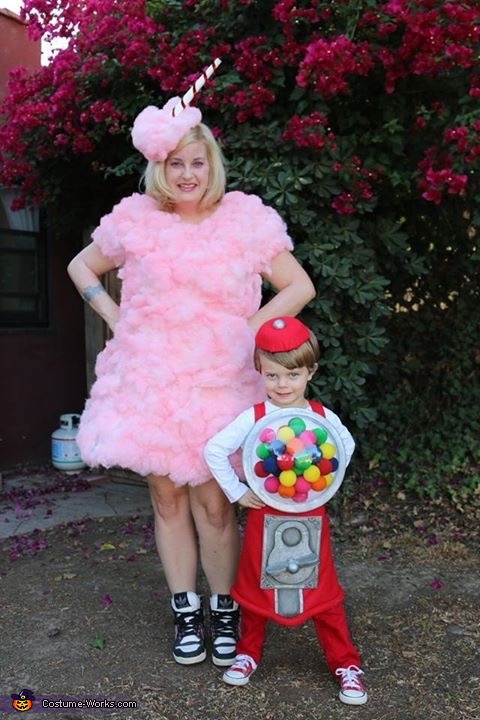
<box><xmin>89</xmin><ymin>632</ymin><xmax>105</xmax><ymax>651</ymax></box>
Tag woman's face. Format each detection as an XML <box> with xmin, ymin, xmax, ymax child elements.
<box><xmin>165</xmin><ymin>141</ymin><xmax>210</xmax><ymax>206</ymax></box>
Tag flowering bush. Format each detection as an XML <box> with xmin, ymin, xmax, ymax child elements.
<box><xmin>1</xmin><ymin>0</ymin><xmax>479</xmax><ymax>493</ymax></box>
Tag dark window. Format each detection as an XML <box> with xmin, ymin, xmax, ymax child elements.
<box><xmin>0</xmin><ymin>189</ymin><xmax>48</xmax><ymax>329</ymax></box>
<box><xmin>0</xmin><ymin>227</ymin><xmax>49</xmax><ymax>327</ymax></box>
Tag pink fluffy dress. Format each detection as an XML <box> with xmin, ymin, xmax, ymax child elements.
<box><xmin>76</xmin><ymin>191</ymin><xmax>293</xmax><ymax>486</ymax></box>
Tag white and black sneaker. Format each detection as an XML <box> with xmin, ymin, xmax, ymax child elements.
<box><xmin>209</xmin><ymin>594</ymin><xmax>240</xmax><ymax>667</ymax></box>
<box><xmin>171</xmin><ymin>591</ymin><xmax>206</xmax><ymax>665</ymax></box>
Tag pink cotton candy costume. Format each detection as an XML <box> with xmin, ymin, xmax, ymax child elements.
<box><xmin>76</xmin><ymin>190</ymin><xmax>294</xmax><ymax>483</ymax></box>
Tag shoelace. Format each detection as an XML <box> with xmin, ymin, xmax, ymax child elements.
<box><xmin>176</xmin><ymin>610</ymin><xmax>203</xmax><ymax>639</ymax></box>
<box><xmin>210</xmin><ymin>610</ymin><xmax>239</xmax><ymax>639</ymax></box>
<box><xmin>231</xmin><ymin>654</ymin><xmax>256</xmax><ymax>672</ymax></box>
<box><xmin>335</xmin><ymin>664</ymin><xmax>364</xmax><ymax>689</ymax></box>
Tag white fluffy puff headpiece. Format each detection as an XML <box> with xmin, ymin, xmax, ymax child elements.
<box><xmin>131</xmin><ymin>98</ymin><xmax>202</xmax><ymax>163</ymax></box>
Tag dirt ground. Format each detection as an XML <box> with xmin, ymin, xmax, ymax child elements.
<box><xmin>1</xmin><ymin>466</ymin><xmax>479</xmax><ymax>720</ymax></box>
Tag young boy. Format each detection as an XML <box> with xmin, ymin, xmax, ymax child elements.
<box><xmin>204</xmin><ymin>316</ymin><xmax>367</xmax><ymax>705</ymax></box>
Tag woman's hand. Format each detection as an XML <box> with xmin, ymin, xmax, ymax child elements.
<box><xmin>238</xmin><ymin>489</ymin><xmax>265</xmax><ymax>509</ymax></box>
<box><xmin>248</xmin><ymin>250</ymin><xmax>316</xmax><ymax>332</ymax></box>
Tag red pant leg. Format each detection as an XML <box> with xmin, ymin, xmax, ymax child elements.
<box><xmin>236</xmin><ymin>607</ymin><xmax>268</xmax><ymax>665</ymax></box>
<box><xmin>312</xmin><ymin>602</ymin><xmax>362</xmax><ymax>674</ymax></box>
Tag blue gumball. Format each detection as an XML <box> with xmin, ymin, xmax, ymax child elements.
<box><xmin>305</xmin><ymin>444</ymin><xmax>322</xmax><ymax>463</ymax></box>
<box><xmin>330</xmin><ymin>457</ymin><xmax>339</xmax><ymax>472</ymax></box>
<box><xmin>263</xmin><ymin>455</ymin><xmax>279</xmax><ymax>475</ymax></box>
<box><xmin>268</xmin><ymin>439</ymin><xmax>286</xmax><ymax>456</ymax></box>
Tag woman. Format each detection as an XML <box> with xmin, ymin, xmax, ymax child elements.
<box><xmin>67</xmin><ymin>97</ymin><xmax>315</xmax><ymax>668</ymax></box>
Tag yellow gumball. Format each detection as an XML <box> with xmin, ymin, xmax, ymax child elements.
<box><xmin>277</xmin><ymin>425</ymin><xmax>296</xmax><ymax>442</ymax></box>
<box><xmin>325</xmin><ymin>474</ymin><xmax>334</xmax><ymax>486</ymax></box>
<box><xmin>320</xmin><ymin>442</ymin><xmax>336</xmax><ymax>459</ymax></box>
<box><xmin>279</xmin><ymin>470</ymin><xmax>297</xmax><ymax>487</ymax></box>
<box><xmin>303</xmin><ymin>465</ymin><xmax>321</xmax><ymax>483</ymax></box>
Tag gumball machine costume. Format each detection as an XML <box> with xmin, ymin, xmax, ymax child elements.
<box><xmin>204</xmin><ymin>317</ymin><xmax>367</xmax><ymax>703</ymax></box>
<box><xmin>233</xmin><ymin>402</ymin><xmax>347</xmax><ymax>624</ymax></box>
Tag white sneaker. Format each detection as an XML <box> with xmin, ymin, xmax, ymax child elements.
<box><xmin>209</xmin><ymin>594</ymin><xmax>240</xmax><ymax>667</ymax></box>
<box><xmin>335</xmin><ymin>665</ymin><xmax>368</xmax><ymax>705</ymax></box>
<box><xmin>171</xmin><ymin>591</ymin><xmax>206</xmax><ymax>665</ymax></box>
<box><xmin>222</xmin><ymin>654</ymin><xmax>257</xmax><ymax>686</ymax></box>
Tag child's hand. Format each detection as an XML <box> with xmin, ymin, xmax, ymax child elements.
<box><xmin>238</xmin><ymin>489</ymin><xmax>265</xmax><ymax>509</ymax></box>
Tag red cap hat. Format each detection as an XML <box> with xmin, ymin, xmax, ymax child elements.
<box><xmin>255</xmin><ymin>317</ymin><xmax>311</xmax><ymax>353</ymax></box>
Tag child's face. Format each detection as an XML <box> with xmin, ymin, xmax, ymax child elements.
<box><xmin>259</xmin><ymin>356</ymin><xmax>317</xmax><ymax>408</ymax></box>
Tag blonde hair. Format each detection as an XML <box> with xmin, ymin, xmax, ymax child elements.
<box><xmin>254</xmin><ymin>330</ymin><xmax>320</xmax><ymax>372</ymax></box>
<box><xmin>142</xmin><ymin>123</ymin><xmax>226</xmax><ymax>211</ymax></box>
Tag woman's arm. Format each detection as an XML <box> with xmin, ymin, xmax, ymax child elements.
<box><xmin>67</xmin><ymin>242</ymin><xmax>120</xmax><ymax>332</ymax></box>
<box><xmin>248</xmin><ymin>250</ymin><xmax>316</xmax><ymax>333</ymax></box>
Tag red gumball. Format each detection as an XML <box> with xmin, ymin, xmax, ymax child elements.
<box><xmin>318</xmin><ymin>458</ymin><xmax>333</xmax><ymax>475</ymax></box>
<box><xmin>254</xmin><ymin>461</ymin><xmax>269</xmax><ymax>478</ymax></box>
<box><xmin>277</xmin><ymin>453</ymin><xmax>294</xmax><ymax>471</ymax></box>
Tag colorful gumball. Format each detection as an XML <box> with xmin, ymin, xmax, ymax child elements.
<box><xmin>277</xmin><ymin>453</ymin><xmax>294</xmax><ymax>471</ymax></box>
<box><xmin>320</xmin><ymin>442</ymin><xmax>336</xmax><ymax>459</ymax></box>
<box><xmin>299</xmin><ymin>430</ymin><xmax>316</xmax><ymax>446</ymax></box>
<box><xmin>278</xmin><ymin>484</ymin><xmax>296</xmax><ymax>498</ymax></box>
<box><xmin>259</xmin><ymin>427</ymin><xmax>276</xmax><ymax>443</ymax></box>
<box><xmin>303</xmin><ymin>464</ymin><xmax>321</xmax><ymax>483</ymax></box>
<box><xmin>294</xmin><ymin>477</ymin><xmax>311</xmax><ymax>494</ymax></box>
<box><xmin>312</xmin><ymin>476</ymin><xmax>328</xmax><ymax>491</ymax></box>
<box><xmin>263</xmin><ymin>455</ymin><xmax>279</xmax><ymax>475</ymax></box>
<box><xmin>289</xmin><ymin>417</ymin><xmax>306</xmax><ymax>435</ymax></box>
<box><xmin>264</xmin><ymin>475</ymin><xmax>280</xmax><ymax>493</ymax></box>
<box><xmin>318</xmin><ymin>458</ymin><xmax>333</xmax><ymax>475</ymax></box>
<box><xmin>254</xmin><ymin>461</ymin><xmax>269</xmax><ymax>478</ymax></box>
<box><xmin>293</xmin><ymin>452</ymin><xmax>312</xmax><ymax>472</ymax></box>
<box><xmin>313</xmin><ymin>427</ymin><xmax>328</xmax><ymax>445</ymax></box>
<box><xmin>256</xmin><ymin>443</ymin><xmax>270</xmax><ymax>459</ymax></box>
<box><xmin>293</xmin><ymin>492</ymin><xmax>308</xmax><ymax>503</ymax></box>
<box><xmin>268</xmin><ymin>439</ymin><xmax>286</xmax><ymax>456</ymax></box>
<box><xmin>330</xmin><ymin>457</ymin><xmax>339</xmax><ymax>472</ymax></box>
<box><xmin>279</xmin><ymin>470</ymin><xmax>297</xmax><ymax>487</ymax></box>
<box><xmin>286</xmin><ymin>438</ymin><xmax>304</xmax><ymax>455</ymax></box>
<box><xmin>277</xmin><ymin>425</ymin><xmax>295</xmax><ymax>443</ymax></box>
<box><xmin>325</xmin><ymin>473</ymin><xmax>334</xmax><ymax>486</ymax></box>
<box><xmin>306</xmin><ymin>444</ymin><xmax>322</xmax><ymax>462</ymax></box>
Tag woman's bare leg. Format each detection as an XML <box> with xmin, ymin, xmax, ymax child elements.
<box><xmin>189</xmin><ymin>478</ymin><xmax>240</xmax><ymax>593</ymax></box>
<box><xmin>147</xmin><ymin>473</ymin><xmax>198</xmax><ymax>593</ymax></box>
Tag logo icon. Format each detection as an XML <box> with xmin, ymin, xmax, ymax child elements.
<box><xmin>11</xmin><ymin>689</ymin><xmax>35</xmax><ymax>712</ymax></box>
